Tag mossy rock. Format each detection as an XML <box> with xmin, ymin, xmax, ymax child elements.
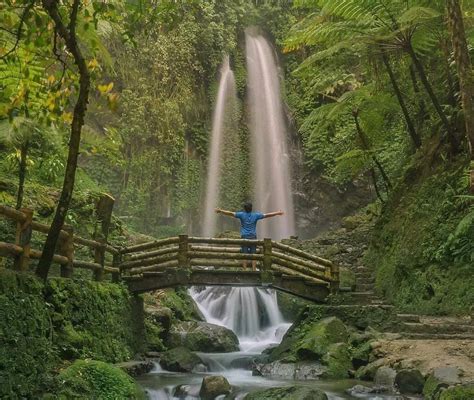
<box><xmin>156</xmin><ymin>288</ymin><xmax>203</xmax><ymax>321</ymax></box>
<box><xmin>159</xmin><ymin>346</ymin><xmax>202</xmax><ymax>372</ymax></box>
<box><xmin>321</xmin><ymin>342</ymin><xmax>352</xmax><ymax>379</ymax></box>
<box><xmin>438</xmin><ymin>385</ymin><xmax>474</xmax><ymax>400</ymax></box>
<box><xmin>168</xmin><ymin>321</ymin><xmax>239</xmax><ymax>352</ymax></box>
<box><xmin>199</xmin><ymin>375</ymin><xmax>232</xmax><ymax>400</ymax></box>
<box><xmin>244</xmin><ymin>386</ymin><xmax>328</xmax><ymax>400</ymax></box>
<box><xmin>295</xmin><ymin>317</ymin><xmax>349</xmax><ymax>360</ymax></box>
<box><xmin>57</xmin><ymin>359</ymin><xmax>146</xmax><ymax>399</ymax></box>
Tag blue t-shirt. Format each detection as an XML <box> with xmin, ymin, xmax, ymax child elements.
<box><xmin>234</xmin><ymin>211</ymin><xmax>264</xmax><ymax>237</ymax></box>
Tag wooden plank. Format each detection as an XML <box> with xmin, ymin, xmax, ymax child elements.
<box><xmin>188</xmin><ymin>251</ymin><xmax>263</xmax><ymax>261</ymax></box>
<box><xmin>0</xmin><ymin>242</ymin><xmax>23</xmax><ymax>257</ymax></box>
<box><xmin>125</xmin><ymin>246</ymin><xmax>179</xmax><ymax>262</ymax></box>
<box><xmin>272</xmin><ymin>265</ymin><xmax>329</xmax><ymax>285</ymax></box>
<box><xmin>272</xmin><ymin>241</ymin><xmax>333</xmax><ymax>267</ymax></box>
<box><xmin>271</xmin><ymin>258</ymin><xmax>331</xmax><ymax>283</ymax></box>
<box><xmin>73</xmin><ymin>259</ymin><xmax>101</xmax><ymax>271</ymax></box>
<box><xmin>190</xmin><ymin>259</ymin><xmax>243</xmax><ymax>268</ymax></box>
<box><xmin>121</xmin><ymin>253</ymin><xmax>178</xmax><ymax>270</ymax></box>
<box><xmin>189</xmin><ymin>245</ymin><xmax>246</xmax><ymax>253</ymax></box>
<box><xmin>272</xmin><ymin>251</ymin><xmax>327</xmax><ymax>273</ymax></box>
<box><xmin>128</xmin><ymin>260</ymin><xmax>179</xmax><ymax>275</ymax></box>
<box><xmin>188</xmin><ymin>237</ymin><xmax>264</xmax><ymax>246</ymax></box>
<box><xmin>0</xmin><ymin>204</ymin><xmax>26</xmax><ymax>222</ymax></box>
<box><xmin>60</xmin><ymin>225</ymin><xmax>74</xmax><ymax>278</ymax></box>
<box><xmin>104</xmin><ymin>266</ymin><xmax>119</xmax><ymax>274</ymax></box>
<box><xmin>30</xmin><ymin>249</ymin><xmax>68</xmax><ymax>265</ymax></box>
<box><xmin>31</xmin><ymin>221</ymin><xmax>68</xmax><ymax>239</ymax></box>
<box><xmin>120</xmin><ymin>237</ymin><xmax>180</xmax><ymax>254</ymax></box>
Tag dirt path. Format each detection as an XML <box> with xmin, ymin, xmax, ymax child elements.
<box><xmin>372</xmin><ymin>338</ymin><xmax>474</xmax><ymax>383</ymax></box>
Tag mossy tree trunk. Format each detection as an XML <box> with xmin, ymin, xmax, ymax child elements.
<box><xmin>36</xmin><ymin>0</ymin><xmax>90</xmax><ymax>280</ymax></box>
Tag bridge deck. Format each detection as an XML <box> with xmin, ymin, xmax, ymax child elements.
<box><xmin>124</xmin><ymin>268</ymin><xmax>330</xmax><ymax>302</ymax></box>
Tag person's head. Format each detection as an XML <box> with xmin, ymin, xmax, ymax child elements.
<box><xmin>243</xmin><ymin>201</ymin><xmax>252</xmax><ymax>213</ymax></box>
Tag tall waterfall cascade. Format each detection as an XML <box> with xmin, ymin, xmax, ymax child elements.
<box><xmin>246</xmin><ymin>31</ymin><xmax>295</xmax><ymax>240</ymax></box>
<box><xmin>202</xmin><ymin>56</ymin><xmax>238</xmax><ymax>237</ymax></box>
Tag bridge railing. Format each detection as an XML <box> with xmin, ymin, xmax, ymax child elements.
<box><xmin>118</xmin><ymin>235</ymin><xmax>339</xmax><ymax>291</ymax></box>
<box><xmin>0</xmin><ymin>205</ymin><xmax>120</xmax><ymax>281</ymax></box>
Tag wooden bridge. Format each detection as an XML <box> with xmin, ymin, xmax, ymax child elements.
<box><xmin>0</xmin><ymin>205</ymin><xmax>339</xmax><ymax>302</ymax></box>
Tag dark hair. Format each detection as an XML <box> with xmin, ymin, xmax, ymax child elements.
<box><xmin>243</xmin><ymin>201</ymin><xmax>252</xmax><ymax>213</ymax></box>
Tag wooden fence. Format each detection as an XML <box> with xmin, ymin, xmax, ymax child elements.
<box><xmin>0</xmin><ymin>205</ymin><xmax>119</xmax><ymax>281</ymax></box>
<box><xmin>0</xmin><ymin>204</ymin><xmax>339</xmax><ymax>292</ymax></box>
<box><xmin>118</xmin><ymin>235</ymin><xmax>340</xmax><ymax>291</ymax></box>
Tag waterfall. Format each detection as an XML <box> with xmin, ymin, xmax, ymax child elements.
<box><xmin>246</xmin><ymin>31</ymin><xmax>295</xmax><ymax>240</ymax></box>
<box><xmin>190</xmin><ymin>287</ymin><xmax>291</xmax><ymax>353</ymax></box>
<box><xmin>202</xmin><ymin>56</ymin><xmax>237</xmax><ymax>237</ymax></box>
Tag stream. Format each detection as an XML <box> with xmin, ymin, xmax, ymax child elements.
<box><xmin>136</xmin><ymin>287</ymin><xmax>409</xmax><ymax>400</ymax></box>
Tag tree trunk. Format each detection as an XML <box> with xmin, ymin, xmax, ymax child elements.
<box><xmin>409</xmin><ymin>64</ymin><xmax>428</xmax><ymax>123</ymax></box>
<box><xmin>446</xmin><ymin>0</ymin><xmax>474</xmax><ymax>185</ymax></box>
<box><xmin>16</xmin><ymin>141</ymin><xmax>28</xmax><ymax>209</ymax></box>
<box><xmin>353</xmin><ymin>112</ymin><xmax>392</xmax><ymax>194</ymax></box>
<box><xmin>406</xmin><ymin>43</ymin><xmax>460</xmax><ymax>152</ymax></box>
<box><xmin>36</xmin><ymin>0</ymin><xmax>90</xmax><ymax>280</ymax></box>
<box><xmin>441</xmin><ymin>38</ymin><xmax>458</xmax><ymax>107</ymax></box>
<box><xmin>381</xmin><ymin>51</ymin><xmax>422</xmax><ymax>149</ymax></box>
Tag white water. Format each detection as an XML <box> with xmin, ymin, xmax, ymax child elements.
<box><xmin>246</xmin><ymin>31</ymin><xmax>295</xmax><ymax>240</ymax></box>
<box><xmin>190</xmin><ymin>287</ymin><xmax>291</xmax><ymax>353</ymax></box>
<box><xmin>201</xmin><ymin>56</ymin><xmax>237</xmax><ymax>237</ymax></box>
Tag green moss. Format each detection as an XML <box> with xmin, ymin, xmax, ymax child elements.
<box><xmin>322</xmin><ymin>343</ymin><xmax>352</xmax><ymax>378</ymax></box>
<box><xmin>438</xmin><ymin>385</ymin><xmax>474</xmax><ymax>400</ymax></box>
<box><xmin>144</xmin><ymin>317</ymin><xmax>166</xmax><ymax>352</ymax></box>
<box><xmin>365</xmin><ymin>161</ymin><xmax>474</xmax><ymax>314</ymax></box>
<box><xmin>0</xmin><ymin>270</ymin><xmax>145</xmax><ymax>398</ymax></box>
<box><xmin>157</xmin><ymin>288</ymin><xmax>202</xmax><ymax>321</ymax></box>
<box><xmin>56</xmin><ymin>359</ymin><xmax>145</xmax><ymax>399</ymax></box>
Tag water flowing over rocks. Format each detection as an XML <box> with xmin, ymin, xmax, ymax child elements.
<box><xmin>168</xmin><ymin>321</ymin><xmax>239</xmax><ymax>352</ymax></box>
<box><xmin>158</xmin><ymin>347</ymin><xmax>203</xmax><ymax>373</ymax></box>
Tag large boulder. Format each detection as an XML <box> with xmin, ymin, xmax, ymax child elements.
<box><xmin>374</xmin><ymin>366</ymin><xmax>397</xmax><ymax>389</ymax></box>
<box><xmin>169</xmin><ymin>321</ymin><xmax>239</xmax><ymax>352</ymax></box>
<box><xmin>199</xmin><ymin>375</ymin><xmax>232</xmax><ymax>399</ymax></box>
<box><xmin>395</xmin><ymin>369</ymin><xmax>425</xmax><ymax>394</ymax></box>
<box><xmin>244</xmin><ymin>386</ymin><xmax>328</xmax><ymax>400</ymax></box>
<box><xmin>252</xmin><ymin>361</ymin><xmax>326</xmax><ymax>380</ymax></box>
<box><xmin>115</xmin><ymin>360</ymin><xmax>154</xmax><ymax>377</ymax></box>
<box><xmin>321</xmin><ymin>342</ymin><xmax>352</xmax><ymax>378</ymax></box>
<box><xmin>159</xmin><ymin>347</ymin><xmax>202</xmax><ymax>372</ymax></box>
<box><xmin>296</xmin><ymin>317</ymin><xmax>349</xmax><ymax>360</ymax></box>
<box><xmin>146</xmin><ymin>306</ymin><xmax>172</xmax><ymax>333</ymax></box>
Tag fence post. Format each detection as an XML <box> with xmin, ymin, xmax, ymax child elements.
<box><xmin>94</xmin><ymin>245</ymin><xmax>105</xmax><ymax>281</ymax></box>
<box><xmin>178</xmin><ymin>234</ymin><xmax>190</xmax><ymax>269</ymax></box>
<box><xmin>60</xmin><ymin>225</ymin><xmax>74</xmax><ymax>278</ymax></box>
<box><xmin>13</xmin><ymin>208</ymin><xmax>33</xmax><ymax>271</ymax></box>
<box><xmin>93</xmin><ymin>193</ymin><xmax>114</xmax><ymax>282</ymax></box>
<box><xmin>330</xmin><ymin>263</ymin><xmax>340</xmax><ymax>293</ymax></box>
<box><xmin>261</xmin><ymin>238</ymin><xmax>273</xmax><ymax>284</ymax></box>
<box><xmin>112</xmin><ymin>252</ymin><xmax>121</xmax><ymax>283</ymax></box>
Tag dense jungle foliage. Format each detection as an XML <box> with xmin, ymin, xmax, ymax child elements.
<box><xmin>0</xmin><ymin>0</ymin><xmax>473</xmax><ymax>311</ymax></box>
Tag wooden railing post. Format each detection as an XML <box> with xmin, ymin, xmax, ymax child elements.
<box><xmin>94</xmin><ymin>244</ymin><xmax>105</xmax><ymax>281</ymax></box>
<box><xmin>261</xmin><ymin>238</ymin><xmax>273</xmax><ymax>283</ymax></box>
<box><xmin>112</xmin><ymin>252</ymin><xmax>121</xmax><ymax>283</ymax></box>
<box><xmin>60</xmin><ymin>225</ymin><xmax>74</xmax><ymax>278</ymax></box>
<box><xmin>13</xmin><ymin>208</ymin><xmax>33</xmax><ymax>271</ymax></box>
<box><xmin>178</xmin><ymin>234</ymin><xmax>190</xmax><ymax>269</ymax></box>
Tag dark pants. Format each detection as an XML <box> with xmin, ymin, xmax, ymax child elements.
<box><xmin>241</xmin><ymin>235</ymin><xmax>257</xmax><ymax>254</ymax></box>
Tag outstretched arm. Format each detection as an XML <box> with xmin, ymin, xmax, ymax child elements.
<box><xmin>215</xmin><ymin>208</ymin><xmax>235</xmax><ymax>217</ymax></box>
<box><xmin>263</xmin><ymin>210</ymin><xmax>284</xmax><ymax>219</ymax></box>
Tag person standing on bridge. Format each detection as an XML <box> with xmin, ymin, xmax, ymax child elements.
<box><xmin>215</xmin><ymin>202</ymin><xmax>284</xmax><ymax>271</ymax></box>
